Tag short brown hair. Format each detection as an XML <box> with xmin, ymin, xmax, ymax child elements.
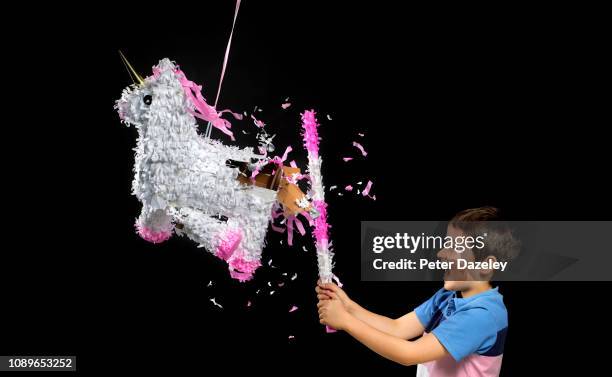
<box><xmin>449</xmin><ymin>207</ymin><xmax>520</xmax><ymax>262</ymax></box>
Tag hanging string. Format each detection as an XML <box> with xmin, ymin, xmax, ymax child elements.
<box><xmin>206</xmin><ymin>0</ymin><xmax>242</xmax><ymax>139</ymax></box>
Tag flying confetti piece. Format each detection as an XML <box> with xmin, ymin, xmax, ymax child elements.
<box><xmin>270</xmin><ymin>290</ymin><xmax>275</xmax><ymax>295</ymax></box>
<box><xmin>210</xmin><ymin>298</ymin><xmax>223</xmax><ymax>309</ymax></box>
<box><xmin>207</xmin><ymin>281</ymin><xmax>213</xmax><ymax>287</ymax></box>
<box><xmin>352</xmin><ymin>141</ymin><xmax>368</xmax><ymax>156</ymax></box>
<box><xmin>329</xmin><ymin>185</ymin><xmax>337</xmax><ymax>191</ymax></box>
<box><xmin>251</xmin><ymin>114</ymin><xmax>266</xmax><ymax>128</ymax></box>
<box><xmin>256</xmin><ymin>289</ymin><xmax>261</xmax><ymax>294</ymax></box>
<box><xmin>338</xmin><ymin>192</ymin><xmax>343</xmax><ymax>196</ymax></box>
<box><xmin>267</xmin><ymin>281</ymin><xmax>272</xmax><ymax>287</ymax></box>
<box><xmin>289</xmin><ymin>305</ymin><xmax>298</xmax><ymax>312</ymax></box>
<box><xmin>362</xmin><ymin>180</ymin><xmax>374</xmax><ymax>197</ymax></box>
<box><xmin>291</xmin><ymin>273</ymin><xmax>297</xmax><ymax>280</ymax></box>
<box><xmin>357</xmin><ymin>181</ymin><xmax>362</xmax><ymax>185</ymax></box>
<box><xmin>278</xmin><ymin>282</ymin><xmax>285</xmax><ymax>287</ymax></box>
<box><xmin>288</xmin><ymin>335</ymin><xmax>295</xmax><ymax>340</ymax></box>
<box><xmin>247</xmin><ymin>300</ymin><xmax>252</xmax><ymax>307</ymax></box>
<box><xmin>302</xmin><ymin>246</ymin><xmax>308</xmax><ymax>252</ymax></box>
<box><xmin>326</xmin><ymin>114</ymin><xmax>332</xmax><ymax>120</ymax></box>
<box><xmin>281</xmin><ymin>102</ymin><xmax>292</xmax><ymax>109</ymax></box>
<box><xmin>343</xmin><ymin>157</ymin><xmax>353</xmax><ymax>162</ymax></box>
<box><xmin>268</xmin><ymin>259</ymin><xmax>273</xmax><ymax>266</ymax></box>
<box><xmin>358</xmin><ymin>133</ymin><xmax>364</xmax><ymax>137</ymax></box>
<box><xmin>282</xmin><ymin>272</ymin><xmax>288</xmax><ymax>276</ymax></box>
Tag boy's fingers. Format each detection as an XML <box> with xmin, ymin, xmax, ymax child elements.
<box><xmin>323</xmin><ymin>283</ymin><xmax>340</xmax><ymax>293</ymax></box>
<box><xmin>317</xmin><ymin>294</ymin><xmax>331</xmax><ymax>300</ymax></box>
<box><xmin>316</xmin><ymin>286</ymin><xmax>332</xmax><ymax>294</ymax></box>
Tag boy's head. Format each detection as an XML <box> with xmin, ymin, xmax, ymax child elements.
<box><xmin>438</xmin><ymin>206</ymin><xmax>520</xmax><ymax>291</ymax></box>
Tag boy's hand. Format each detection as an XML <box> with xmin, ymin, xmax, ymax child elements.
<box><xmin>318</xmin><ymin>297</ymin><xmax>352</xmax><ymax>330</ymax></box>
<box><xmin>315</xmin><ymin>281</ymin><xmax>356</xmax><ymax>313</ymax></box>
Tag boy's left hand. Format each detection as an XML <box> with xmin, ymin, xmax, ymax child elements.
<box><xmin>318</xmin><ymin>297</ymin><xmax>352</xmax><ymax>330</ymax></box>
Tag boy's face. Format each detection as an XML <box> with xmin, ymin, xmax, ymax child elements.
<box><xmin>438</xmin><ymin>225</ymin><xmax>487</xmax><ymax>292</ymax></box>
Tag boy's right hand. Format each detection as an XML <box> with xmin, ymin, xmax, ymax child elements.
<box><xmin>315</xmin><ymin>281</ymin><xmax>356</xmax><ymax>313</ymax></box>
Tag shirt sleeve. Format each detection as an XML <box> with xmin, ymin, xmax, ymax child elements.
<box><xmin>430</xmin><ymin>308</ymin><xmax>498</xmax><ymax>361</ymax></box>
<box><xmin>414</xmin><ymin>288</ymin><xmax>448</xmax><ymax>329</ymax></box>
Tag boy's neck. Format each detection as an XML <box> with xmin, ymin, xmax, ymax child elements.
<box><xmin>460</xmin><ymin>282</ymin><xmax>493</xmax><ymax>298</ymax></box>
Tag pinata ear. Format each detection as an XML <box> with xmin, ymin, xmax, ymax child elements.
<box><xmin>119</xmin><ymin>50</ymin><xmax>145</xmax><ymax>86</ymax></box>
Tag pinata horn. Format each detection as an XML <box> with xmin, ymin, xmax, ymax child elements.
<box><xmin>119</xmin><ymin>50</ymin><xmax>145</xmax><ymax>86</ymax></box>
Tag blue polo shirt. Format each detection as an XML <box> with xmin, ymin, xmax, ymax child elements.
<box><xmin>414</xmin><ymin>287</ymin><xmax>508</xmax><ymax>362</ymax></box>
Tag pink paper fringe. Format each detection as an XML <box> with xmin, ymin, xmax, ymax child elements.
<box><xmin>135</xmin><ymin>222</ymin><xmax>173</xmax><ymax>244</ymax></box>
<box><xmin>301</xmin><ymin>110</ymin><xmax>320</xmax><ymax>156</ymax></box>
<box><xmin>152</xmin><ymin>67</ymin><xmax>242</xmax><ymax>140</ymax></box>
<box><xmin>215</xmin><ymin>229</ymin><xmax>243</xmax><ymax>261</ymax></box>
<box><xmin>228</xmin><ymin>250</ymin><xmax>261</xmax><ymax>282</ymax></box>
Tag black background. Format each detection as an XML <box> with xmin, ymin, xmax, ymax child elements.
<box><xmin>3</xmin><ymin>2</ymin><xmax>609</xmax><ymax>375</ymax></box>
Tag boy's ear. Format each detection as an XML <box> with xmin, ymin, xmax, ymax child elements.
<box><xmin>480</xmin><ymin>255</ymin><xmax>498</xmax><ymax>278</ymax></box>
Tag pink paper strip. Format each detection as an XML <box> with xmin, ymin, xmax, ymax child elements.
<box><xmin>353</xmin><ymin>141</ymin><xmax>367</xmax><ymax>156</ymax></box>
<box><xmin>362</xmin><ymin>180</ymin><xmax>373</xmax><ymax>196</ymax></box>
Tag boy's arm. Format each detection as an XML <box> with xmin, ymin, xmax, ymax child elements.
<box><xmin>350</xmin><ymin>305</ymin><xmax>425</xmax><ymax>340</ymax></box>
<box><xmin>317</xmin><ymin>282</ymin><xmax>425</xmax><ymax>339</ymax></box>
<box><xmin>343</xmin><ymin>314</ymin><xmax>448</xmax><ymax>366</ymax></box>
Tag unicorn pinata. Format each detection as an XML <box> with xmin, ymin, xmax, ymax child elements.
<box><xmin>115</xmin><ymin>54</ymin><xmax>315</xmax><ymax>281</ymax></box>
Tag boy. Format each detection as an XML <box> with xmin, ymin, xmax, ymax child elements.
<box><xmin>316</xmin><ymin>207</ymin><xmax>519</xmax><ymax>376</ymax></box>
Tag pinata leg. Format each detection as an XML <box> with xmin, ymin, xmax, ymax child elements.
<box><xmin>171</xmin><ymin>207</ymin><xmax>262</xmax><ymax>282</ymax></box>
<box><xmin>171</xmin><ymin>208</ymin><xmax>240</xmax><ymax>259</ymax></box>
<box><xmin>224</xmin><ymin>199</ymin><xmax>272</xmax><ymax>282</ymax></box>
<box><xmin>135</xmin><ymin>206</ymin><xmax>174</xmax><ymax>244</ymax></box>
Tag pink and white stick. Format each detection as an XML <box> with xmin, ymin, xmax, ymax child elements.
<box><xmin>301</xmin><ymin>110</ymin><xmax>334</xmax><ymax>285</ymax></box>
<box><xmin>302</xmin><ymin>111</ymin><xmax>337</xmax><ymax>333</ymax></box>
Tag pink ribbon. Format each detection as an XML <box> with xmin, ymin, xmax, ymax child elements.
<box><xmin>174</xmin><ymin>69</ymin><xmax>241</xmax><ymax>140</ymax></box>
